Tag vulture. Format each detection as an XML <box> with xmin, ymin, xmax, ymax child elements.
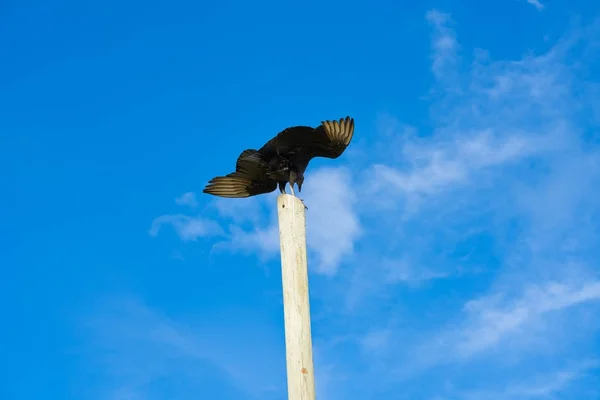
<box><xmin>202</xmin><ymin>116</ymin><xmax>355</xmax><ymax>200</ymax></box>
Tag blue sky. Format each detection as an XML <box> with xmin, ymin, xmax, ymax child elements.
<box><xmin>3</xmin><ymin>0</ymin><xmax>600</xmax><ymax>399</ymax></box>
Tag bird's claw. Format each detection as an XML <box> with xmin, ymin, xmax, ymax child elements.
<box><xmin>300</xmin><ymin>199</ymin><xmax>308</xmax><ymax>210</ymax></box>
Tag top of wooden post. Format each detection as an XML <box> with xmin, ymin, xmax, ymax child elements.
<box><xmin>277</xmin><ymin>194</ymin><xmax>306</xmax><ymax>218</ymax></box>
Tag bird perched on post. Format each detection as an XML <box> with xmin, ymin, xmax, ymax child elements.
<box><xmin>202</xmin><ymin>116</ymin><xmax>355</xmax><ymax>200</ymax></box>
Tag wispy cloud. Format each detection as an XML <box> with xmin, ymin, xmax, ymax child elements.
<box><xmin>426</xmin><ymin>9</ymin><xmax>460</xmax><ymax>82</ymax></box>
<box><xmin>456</xmin><ymin>280</ymin><xmax>600</xmax><ymax>357</ymax></box>
<box><xmin>461</xmin><ymin>359</ymin><xmax>599</xmax><ymax>399</ymax></box>
<box><xmin>213</xmin><ymin>167</ymin><xmax>361</xmax><ymax>276</ymax></box>
<box><xmin>154</xmin><ymin>167</ymin><xmax>362</xmax><ymax>276</ymax></box>
<box><xmin>175</xmin><ymin>191</ymin><xmax>199</xmax><ymax>208</ymax></box>
<box><xmin>370</xmin><ymin>130</ymin><xmax>545</xmax><ymax>201</ymax></box>
<box><xmin>150</xmin><ymin>192</ymin><xmax>221</xmax><ymax>240</ymax></box>
<box><xmin>382</xmin><ymin>258</ymin><xmax>451</xmax><ymax>285</ymax></box>
<box><xmin>526</xmin><ymin>0</ymin><xmax>545</xmax><ymax>11</ymax></box>
<box><xmin>149</xmin><ymin>213</ymin><xmax>223</xmax><ymax>241</ymax></box>
<box><xmin>76</xmin><ymin>296</ymin><xmax>286</xmax><ymax>400</ymax></box>
<box><xmin>302</xmin><ymin>167</ymin><xmax>361</xmax><ymax>275</ymax></box>
<box><xmin>217</xmin><ymin>217</ymin><xmax>280</xmax><ymax>259</ymax></box>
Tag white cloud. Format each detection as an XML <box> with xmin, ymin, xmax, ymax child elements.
<box><xmin>212</xmin><ymin>195</ymin><xmax>267</xmax><ymax>225</ymax></box>
<box><xmin>457</xmin><ymin>280</ymin><xmax>600</xmax><ymax>357</ymax></box>
<box><xmin>384</xmin><ymin>280</ymin><xmax>600</xmax><ymax>386</ymax></box>
<box><xmin>303</xmin><ymin>167</ymin><xmax>361</xmax><ymax>275</ymax></box>
<box><xmin>174</xmin><ymin>191</ymin><xmax>198</xmax><ymax>208</ymax></box>
<box><xmin>218</xmin><ymin>219</ymin><xmax>280</xmax><ymax>259</ymax></box>
<box><xmin>208</xmin><ymin>167</ymin><xmax>361</xmax><ymax>276</ymax></box>
<box><xmin>507</xmin><ymin>360</ymin><xmax>599</xmax><ymax>397</ymax></box>
<box><xmin>382</xmin><ymin>258</ymin><xmax>450</xmax><ymax>285</ymax></box>
<box><xmin>426</xmin><ymin>9</ymin><xmax>460</xmax><ymax>82</ymax></box>
<box><xmin>462</xmin><ymin>359</ymin><xmax>600</xmax><ymax>399</ymax></box>
<box><xmin>370</xmin><ymin>131</ymin><xmax>542</xmax><ymax>198</ymax></box>
<box><xmin>526</xmin><ymin>0</ymin><xmax>545</xmax><ymax>11</ymax></box>
<box><xmin>360</xmin><ymin>328</ymin><xmax>391</xmax><ymax>353</ymax></box>
<box><xmin>149</xmin><ymin>214</ymin><xmax>223</xmax><ymax>241</ymax></box>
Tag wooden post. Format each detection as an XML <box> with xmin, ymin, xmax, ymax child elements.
<box><xmin>276</xmin><ymin>194</ymin><xmax>316</xmax><ymax>400</ymax></box>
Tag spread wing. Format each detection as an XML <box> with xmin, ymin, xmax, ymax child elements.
<box><xmin>202</xmin><ymin>150</ymin><xmax>277</xmax><ymax>198</ymax></box>
<box><xmin>305</xmin><ymin>116</ymin><xmax>355</xmax><ymax>160</ymax></box>
<box><xmin>257</xmin><ymin>125</ymin><xmax>314</xmax><ymax>158</ymax></box>
<box><xmin>236</xmin><ymin>149</ymin><xmax>257</xmax><ymax>171</ymax></box>
<box><xmin>257</xmin><ymin>116</ymin><xmax>354</xmax><ymax>162</ymax></box>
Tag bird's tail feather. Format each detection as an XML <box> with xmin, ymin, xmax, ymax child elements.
<box><xmin>202</xmin><ymin>175</ymin><xmax>253</xmax><ymax>198</ymax></box>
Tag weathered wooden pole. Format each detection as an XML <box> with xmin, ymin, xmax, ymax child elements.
<box><xmin>276</xmin><ymin>194</ymin><xmax>316</xmax><ymax>400</ymax></box>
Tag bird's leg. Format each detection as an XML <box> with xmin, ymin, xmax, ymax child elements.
<box><xmin>288</xmin><ymin>171</ymin><xmax>298</xmax><ymax>197</ymax></box>
<box><xmin>278</xmin><ymin>182</ymin><xmax>286</xmax><ymax>194</ymax></box>
<box><xmin>287</xmin><ymin>182</ymin><xmax>308</xmax><ymax>209</ymax></box>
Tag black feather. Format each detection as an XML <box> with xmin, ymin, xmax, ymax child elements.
<box><xmin>203</xmin><ymin>116</ymin><xmax>355</xmax><ymax>198</ymax></box>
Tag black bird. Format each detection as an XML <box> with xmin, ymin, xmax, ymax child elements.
<box><xmin>202</xmin><ymin>116</ymin><xmax>355</xmax><ymax>199</ymax></box>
